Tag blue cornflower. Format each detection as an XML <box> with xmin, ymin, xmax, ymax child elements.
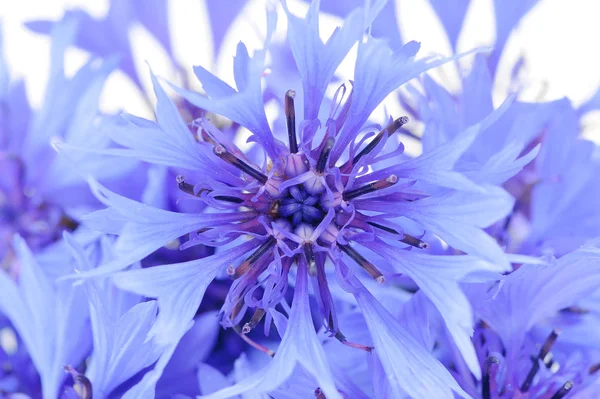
<box><xmin>464</xmin><ymin>239</ymin><xmax>600</xmax><ymax>398</ymax></box>
<box><xmin>409</xmin><ymin>4</ymin><xmax>600</xmax><ymax>257</ymax></box>
<box><xmin>70</xmin><ymin>1</ymin><xmax>524</xmax><ymax>397</ymax></box>
<box><xmin>0</xmin><ymin>19</ymin><xmax>140</xmax><ymax>262</ymax></box>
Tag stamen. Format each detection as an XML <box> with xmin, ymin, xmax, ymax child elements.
<box><xmin>213</xmin><ymin>195</ymin><xmax>244</xmax><ymax>204</ymax></box>
<box><xmin>214</xmin><ymin>145</ymin><xmax>268</xmax><ymax>184</ymax></box>
<box><xmin>482</xmin><ymin>356</ymin><xmax>499</xmax><ymax>399</ymax></box>
<box><xmin>521</xmin><ymin>329</ymin><xmax>560</xmax><ymax>392</ymax></box>
<box><xmin>352</xmin><ymin>116</ymin><xmax>409</xmax><ymax>165</ymax></box>
<box><xmin>367</xmin><ymin>221</ymin><xmax>399</xmax><ymax>234</ymax></box>
<box><xmin>242</xmin><ymin>308</ymin><xmax>266</xmax><ymax>334</ymax></box>
<box><xmin>335</xmin><ymin>330</ymin><xmax>373</xmax><ymax>353</ymax></box>
<box><xmin>177</xmin><ymin>176</ymin><xmax>243</xmax><ymax>203</ymax></box>
<box><xmin>314</xmin><ymin>388</ymin><xmax>326</xmax><ymax>399</ymax></box>
<box><xmin>63</xmin><ymin>365</ymin><xmax>92</xmax><ymax>399</ymax></box>
<box><xmin>550</xmin><ymin>381</ymin><xmax>573</xmax><ymax>399</ymax></box>
<box><xmin>366</xmin><ymin>221</ymin><xmax>429</xmax><ymax>249</ymax></box>
<box><xmin>228</xmin><ymin>236</ymin><xmax>276</xmax><ymax>279</ymax></box>
<box><xmin>343</xmin><ymin>175</ymin><xmax>398</xmax><ymax>201</ymax></box>
<box><xmin>338</xmin><ymin>244</ymin><xmax>385</xmax><ymax>283</ymax></box>
<box><xmin>303</xmin><ymin>242</ymin><xmax>316</xmax><ymax>270</ymax></box>
<box><xmin>60</xmin><ymin>215</ymin><xmax>80</xmax><ymax>231</ymax></box>
<box><xmin>176</xmin><ymin>175</ymin><xmax>196</xmax><ymax>196</ymax></box>
<box><xmin>234</xmin><ymin>325</ymin><xmax>275</xmax><ymax>357</ymax></box>
<box><xmin>400</xmin><ymin>234</ymin><xmax>429</xmax><ymax>249</ymax></box>
<box><xmin>285</xmin><ymin>90</ymin><xmax>298</xmax><ymax>153</ymax></box>
<box><xmin>316</xmin><ymin>137</ymin><xmax>335</xmax><ymax>173</ymax></box>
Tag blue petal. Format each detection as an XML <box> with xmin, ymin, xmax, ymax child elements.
<box><xmin>156</xmin><ymin>312</ymin><xmax>221</xmax><ymax>397</ymax></box>
<box><xmin>282</xmin><ymin>0</ymin><xmax>385</xmax><ymax>121</ymax></box>
<box><xmin>390</xmin><ymin>186</ymin><xmax>514</xmax><ymax>269</ymax></box>
<box><xmin>307</xmin><ymin>0</ymin><xmax>403</xmax><ymax>49</ymax></box>
<box><xmin>472</xmin><ymin>239</ymin><xmax>600</xmax><ymax>365</ymax></box>
<box><xmin>0</xmin><ymin>23</ymin><xmax>8</xmax><ymax>95</ymax></box>
<box><xmin>429</xmin><ymin>0</ymin><xmax>471</xmax><ymax>51</ymax></box>
<box><xmin>332</xmin><ymin>40</ymin><xmax>487</xmax><ymax>161</ymax></box>
<box><xmin>489</xmin><ymin>0</ymin><xmax>540</xmax><ymax>71</ymax></box>
<box><xmin>27</xmin><ymin>0</ymin><xmax>175</xmax><ymax>89</ymax></box>
<box><xmin>200</xmin><ymin>261</ymin><xmax>341</xmax><ymax>399</ymax></box>
<box><xmin>23</xmin><ymin>17</ymin><xmax>78</xmax><ymax>161</ymax></box>
<box><xmin>0</xmin><ymin>236</ymin><xmax>91</xmax><ymax>399</ymax></box>
<box><xmin>364</xmin><ymin>241</ymin><xmax>506</xmax><ymax>378</ymax></box>
<box><xmin>460</xmin><ymin>54</ymin><xmax>493</xmax><ymax>127</ymax></box>
<box><xmin>73</xmin><ymin>179</ymin><xmax>253</xmax><ymax>279</ymax></box>
<box><xmin>112</xmin><ymin>240</ymin><xmax>257</xmax><ymax>345</ymax></box>
<box><xmin>169</xmin><ymin>9</ymin><xmax>285</xmax><ymax>158</ymax></box>
<box><xmin>121</xmin><ymin>340</ymin><xmax>181</xmax><ymax>399</ymax></box>
<box><xmin>85</xmin><ymin>287</ymin><xmax>161</xmax><ymax>397</ymax></box>
<box><xmin>364</xmin><ymin>92</ymin><xmax>514</xmax><ymax>192</ymax></box>
<box><xmin>197</xmin><ymin>363</ymin><xmax>230</xmax><ymax>396</ymax></box>
<box><xmin>349</xmin><ymin>272</ymin><xmax>470</xmax><ymax>399</ymax></box>
<box><xmin>206</xmin><ymin>0</ymin><xmax>248</xmax><ymax>53</ymax></box>
<box><xmin>529</xmin><ymin>105</ymin><xmax>600</xmax><ymax>253</ymax></box>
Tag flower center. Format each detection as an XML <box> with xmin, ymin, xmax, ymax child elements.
<box><xmin>278</xmin><ymin>185</ymin><xmax>325</xmax><ymax>227</ymax></box>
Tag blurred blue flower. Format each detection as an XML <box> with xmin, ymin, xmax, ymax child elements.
<box><xmin>465</xmin><ymin>240</ymin><xmax>600</xmax><ymax>398</ymax></box>
<box><xmin>0</xmin><ymin>19</ymin><xmax>142</xmax><ymax>262</ymax></box>
<box><xmin>26</xmin><ymin>0</ymin><xmax>174</xmax><ymax>91</ymax></box>
<box><xmin>428</xmin><ymin>0</ymin><xmax>540</xmax><ymax>72</ymax></box>
<box><xmin>0</xmin><ymin>235</ymin><xmax>91</xmax><ymax>399</ymax></box>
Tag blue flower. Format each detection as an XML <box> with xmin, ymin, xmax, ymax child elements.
<box><xmin>67</xmin><ymin>1</ymin><xmax>529</xmax><ymax>396</ymax></box>
<box><xmin>63</xmin><ymin>233</ymin><xmax>164</xmax><ymax>399</ymax></box>
<box><xmin>26</xmin><ymin>0</ymin><xmax>175</xmax><ymax>91</ymax></box>
<box><xmin>0</xmin><ymin>19</ymin><xmax>141</xmax><ymax>263</ymax></box>
<box><xmin>465</xmin><ymin>239</ymin><xmax>600</xmax><ymax>398</ymax></box>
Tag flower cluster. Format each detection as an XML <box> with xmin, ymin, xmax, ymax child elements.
<box><xmin>1</xmin><ymin>0</ymin><xmax>600</xmax><ymax>398</ymax></box>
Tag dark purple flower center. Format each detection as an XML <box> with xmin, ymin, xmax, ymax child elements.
<box><xmin>278</xmin><ymin>185</ymin><xmax>324</xmax><ymax>227</ymax></box>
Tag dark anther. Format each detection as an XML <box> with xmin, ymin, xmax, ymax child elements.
<box><xmin>343</xmin><ymin>175</ymin><xmax>398</xmax><ymax>201</ymax></box>
<box><xmin>64</xmin><ymin>365</ymin><xmax>93</xmax><ymax>399</ymax></box>
<box><xmin>367</xmin><ymin>221</ymin><xmax>399</xmax><ymax>234</ymax></box>
<box><xmin>352</xmin><ymin>116</ymin><xmax>409</xmax><ymax>165</ymax></box>
<box><xmin>314</xmin><ymin>387</ymin><xmax>326</xmax><ymax>399</ymax></box>
<box><xmin>338</xmin><ymin>243</ymin><xmax>385</xmax><ymax>283</ymax></box>
<box><xmin>303</xmin><ymin>242</ymin><xmax>316</xmax><ymax>270</ymax></box>
<box><xmin>228</xmin><ymin>236</ymin><xmax>276</xmax><ymax>279</ymax></box>
<box><xmin>213</xmin><ymin>145</ymin><xmax>268</xmax><ymax>184</ymax></box>
<box><xmin>60</xmin><ymin>215</ymin><xmax>80</xmax><ymax>232</ymax></box>
<box><xmin>400</xmin><ymin>233</ymin><xmax>429</xmax><ymax>249</ymax></box>
<box><xmin>213</xmin><ymin>195</ymin><xmax>244</xmax><ymax>204</ymax></box>
<box><xmin>176</xmin><ymin>175</ymin><xmax>196</xmax><ymax>196</ymax></box>
<box><xmin>285</xmin><ymin>90</ymin><xmax>298</xmax><ymax>153</ymax></box>
<box><xmin>242</xmin><ymin>308</ymin><xmax>266</xmax><ymax>334</ymax></box>
<box><xmin>316</xmin><ymin>137</ymin><xmax>335</xmax><ymax>174</ymax></box>
<box><xmin>366</xmin><ymin>222</ymin><xmax>429</xmax><ymax>249</ymax></box>
<box><xmin>482</xmin><ymin>356</ymin><xmax>499</xmax><ymax>399</ymax></box>
<box><xmin>521</xmin><ymin>329</ymin><xmax>560</xmax><ymax>392</ymax></box>
<box><xmin>550</xmin><ymin>381</ymin><xmax>573</xmax><ymax>399</ymax></box>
